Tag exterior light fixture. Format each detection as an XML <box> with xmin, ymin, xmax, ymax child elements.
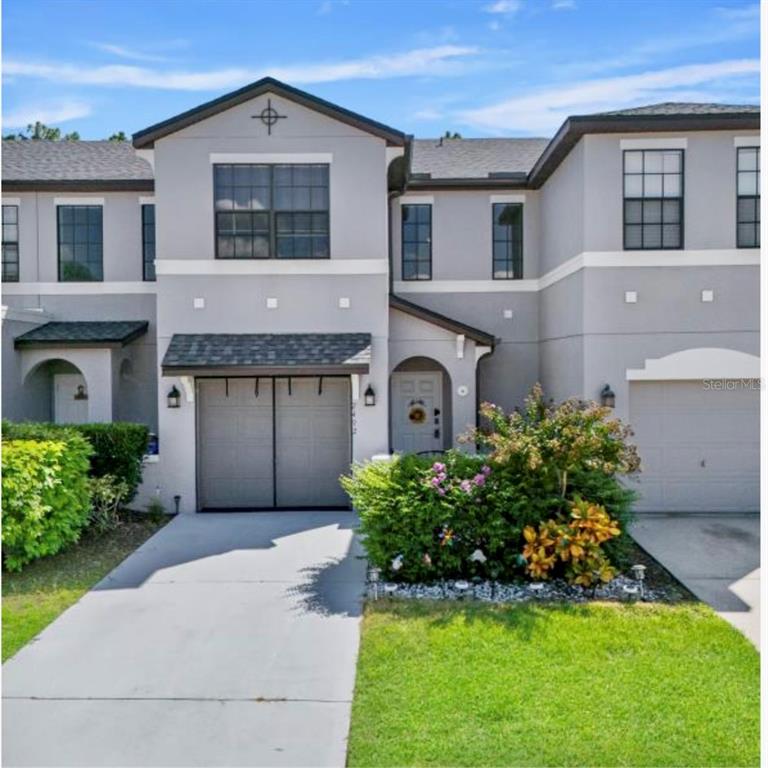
<box><xmin>73</xmin><ymin>384</ymin><xmax>88</xmax><ymax>400</ymax></box>
<box><xmin>600</xmin><ymin>384</ymin><xmax>616</xmax><ymax>409</ymax></box>
<box><xmin>364</xmin><ymin>384</ymin><xmax>376</xmax><ymax>406</ymax></box>
<box><xmin>167</xmin><ymin>385</ymin><xmax>181</xmax><ymax>408</ymax></box>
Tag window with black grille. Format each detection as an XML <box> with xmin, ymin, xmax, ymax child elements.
<box><xmin>142</xmin><ymin>204</ymin><xmax>156</xmax><ymax>280</ymax></box>
<box><xmin>737</xmin><ymin>147</ymin><xmax>760</xmax><ymax>248</ymax></box>
<box><xmin>58</xmin><ymin>205</ymin><xmax>103</xmax><ymax>281</ymax></box>
<box><xmin>492</xmin><ymin>203</ymin><xmax>523</xmax><ymax>279</ymax></box>
<box><xmin>2</xmin><ymin>205</ymin><xmax>19</xmax><ymax>282</ymax></box>
<box><xmin>401</xmin><ymin>204</ymin><xmax>432</xmax><ymax>280</ymax></box>
<box><xmin>214</xmin><ymin>164</ymin><xmax>329</xmax><ymax>259</ymax></box>
<box><xmin>623</xmin><ymin>149</ymin><xmax>683</xmax><ymax>250</ymax></box>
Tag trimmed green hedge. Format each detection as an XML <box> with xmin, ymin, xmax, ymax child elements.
<box><xmin>2</xmin><ymin>421</ymin><xmax>149</xmax><ymax>502</ymax></box>
<box><xmin>2</xmin><ymin>436</ymin><xmax>92</xmax><ymax>571</ymax></box>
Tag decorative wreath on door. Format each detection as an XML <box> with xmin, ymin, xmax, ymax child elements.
<box><xmin>408</xmin><ymin>401</ymin><xmax>427</xmax><ymax>424</ymax></box>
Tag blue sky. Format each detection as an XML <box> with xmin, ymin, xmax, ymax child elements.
<box><xmin>1</xmin><ymin>0</ymin><xmax>760</xmax><ymax>139</ymax></box>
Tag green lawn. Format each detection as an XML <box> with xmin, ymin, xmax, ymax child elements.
<box><xmin>2</xmin><ymin>515</ymin><xmax>167</xmax><ymax>662</ymax></box>
<box><xmin>348</xmin><ymin>600</ymin><xmax>759</xmax><ymax>767</ymax></box>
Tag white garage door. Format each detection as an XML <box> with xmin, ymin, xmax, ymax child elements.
<box><xmin>198</xmin><ymin>377</ymin><xmax>351</xmax><ymax>509</ymax></box>
<box><xmin>628</xmin><ymin>380</ymin><xmax>759</xmax><ymax>512</ymax></box>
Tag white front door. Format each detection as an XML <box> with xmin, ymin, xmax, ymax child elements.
<box><xmin>54</xmin><ymin>374</ymin><xmax>89</xmax><ymax>424</ymax></box>
<box><xmin>391</xmin><ymin>372</ymin><xmax>443</xmax><ymax>454</ymax></box>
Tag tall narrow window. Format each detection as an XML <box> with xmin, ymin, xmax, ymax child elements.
<box><xmin>2</xmin><ymin>205</ymin><xmax>19</xmax><ymax>282</ymax></box>
<box><xmin>401</xmin><ymin>204</ymin><xmax>432</xmax><ymax>280</ymax></box>
<box><xmin>623</xmin><ymin>149</ymin><xmax>683</xmax><ymax>250</ymax></box>
<box><xmin>58</xmin><ymin>205</ymin><xmax>103</xmax><ymax>281</ymax></box>
<box><xmin>142</xmin><ymin>204</ymin><xmax>156</xmax><ymax>280</ymax></box>
<box><xmin>214</xmin><ymin>164</ymin><xmax>329</xmax><ymax>259</ymax></box>
<box><xmin>737</xmin><ymin>147</ymin><xmax>760</xmax><ymax>248</ymax></box>
<box><xmin>492</xmin><ymin>203</ymin><xmax>523</xmax><ymax>279</ymax></box>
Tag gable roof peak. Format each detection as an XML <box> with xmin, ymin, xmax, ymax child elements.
<box><xmin>132</xmin><ymin>76</ymin><xmax>406</xmax><ymax>148</ymax></box>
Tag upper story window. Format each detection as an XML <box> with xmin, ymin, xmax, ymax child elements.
<box><xmin>737</xmin><ymin>147</ymin><xmax>760</xmax><ymax>248</ymax></box>
<box><xmin>142</xmin><ymin>204</ymin><xmax>156</xmax><ymax>280</ymax></box>
<box><xmin>58</xmin><ymin>205</ymin><xmax>103</xmax><ymax>282</ymax></box>
<box><xmin>492</xmin><ymin>203</ymin><xmax>523</xmax><ymax>279</ymax></box>
<box><xmin>214</xmin><ymin>164</ymin><xmax>329</xmax><ymax>259</ymax></box>
<box><xmin>401</xmin><ymin>204</ymin><xmax>432</xmax><ymax>280</ymax></box>
<box><xmin>623</xmin><ymin>149</ymin><xmax>683</xmax><ymax>250</ymax></box>
<box><xmin>2</xmin><ymin>205</ymin><xmax>19</xmax><ymax>282</ymax></box>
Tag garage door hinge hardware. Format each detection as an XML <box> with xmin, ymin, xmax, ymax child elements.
<box><xmin>318</xmin><ymin>376</ymin><xmax>324</xmax><ymax>396</ymax></box>
<box><xmin>254</xmin><ymin>378</ymin><xmax>259</xmax><ymax>398</ymax></box>
<box><xmin>225</xmin><ymin>378</ymin><xmax>229</xmax><ymax>397</ymax></box>
<box><xmin>288</xmin><ymin>377</ymin><xmax>292</xmax><ymax>396</ymax></box>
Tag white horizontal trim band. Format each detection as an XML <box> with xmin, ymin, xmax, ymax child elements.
<box><xmin>2</xmin><ymin>197</ymin><xmax>21</xmax><ymax>207</ymax></box>
<box><xmin>620</xmin><ymin>138</ymin><xmax>687</xmax><ymax>150</ymax></box>
<box><xmin>139</xmin><ymin>196</ymin><xmax>156</xmax><ymax>205</ymax></box>
<box><xmin>394</xmin><ymin>249</ymin><xmax>760</xmax><ymax>294</ymax></box>
<box><xmin>490</xmin><ymin>194</ymin><xmax>526</xmax><ymax>204</ymax></box>
<box><xmin>2</xmin><ymin>282</ymin><xmax>157</xmax><ymax>295</ymax></box>
<box><xmin>53</xmin><ymin>197</ymin><xmax>104</xmax><ymax>206</ymax></box>
<box><xmin>209</xmin><ymin>153</ymin><xmax>333</xmax><ymax>164</ymax></box>
<box><xmin>155</xmin><ymin>259</ymin><xmax>388</xmax><ymax>276</ymax></box>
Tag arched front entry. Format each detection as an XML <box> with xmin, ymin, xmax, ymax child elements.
<box><xmin>390</xmin><ymin>356</ymin><xmax>452</xmax><ymax>454</ymax></box>
<box><xmin>23</xmin><ymin>358</ymin><xmax>89</xmax><ymax>424</ymax></box>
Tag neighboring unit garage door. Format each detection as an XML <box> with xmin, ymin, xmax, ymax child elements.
<box><xmin>628</xmin><ymin>380</ymin><xmax>759</xmax><ymax>512</ymax></box>
<box><xmin>198</xmin><ymin>377</ymin><xmax>350</xmax><ymax>509</ymax></box>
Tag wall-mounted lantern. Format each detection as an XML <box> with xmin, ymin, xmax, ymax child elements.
<box><xmin>600</xmin><ymin>384</ymin><xmax>616</xmax><ymax>409</ymax></box>
<box><xmin>364</xmin><ymin>385</ymin><xmax>376</xmax><ymax>407</ymax></box>
<box><xmin>167</xmin><ymin>385</ymin><xmax>181</xmax><ymax>409</ymax></box>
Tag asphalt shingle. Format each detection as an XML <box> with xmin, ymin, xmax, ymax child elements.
<box><xmin>162</xmin><ymin>333</ymin><xmax>372</xmax><ymax>371</ymax></box>
<box><xmin>2</xmin><ymin>141</ymin><xmax>153</xmax><ymax>182</ymax></box>
<box><xmin>14</xmin><ymin>321</ymin><xmax>149</xmax><ymax>347</ymax></box>
<box><xmin>410</xmin><ymin>138</ymin><xmax>550</xmax><ymax>180</ymax></box>
<box><xmin>593</xmin><ymin>102</ymin><xmax>761</xmax><ymax>117</ymax></box>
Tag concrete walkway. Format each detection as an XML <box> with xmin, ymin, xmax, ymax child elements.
<box><xmin>3</xmin><ymin>512</ymin><xmax>366</xmax><ymax>767</ymax></box>
<box><xmin>631</xmin><ymin>513</ymin><xmax>760</xmax><ymax>648</ymax></box>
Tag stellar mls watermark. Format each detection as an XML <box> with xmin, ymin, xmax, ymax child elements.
<box><xmin>702</xmin><ymin>378</ymin><xmax>763</xmax><ymax>391</ymax></box>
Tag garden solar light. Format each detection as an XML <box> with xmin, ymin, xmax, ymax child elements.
<box><xmin>454</xmin><ymin>580</ymin><xmax>470</xmax><ymax>598</ymax></box>
<box><xmin>368</xmin><ymin>567</ymin><xmax>381</xmax><ymax>600</ymax></box>
<box><xmin>631</xmin><ymin>564</ymin><xmax>647</xmax><ymax>599</ymax></box>
<box><xmin>173</xmin><ymin>495</ymin><xmax>181</xmax><ymax>514</ymax></box>
<box><xmin>469</xmin><ymin>548</ymin><xmax>487</xmax><ymax>564</ymax></box>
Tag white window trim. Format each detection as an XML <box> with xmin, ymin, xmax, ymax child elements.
<box><xmin>209</xmin><ymin>153</ymin><xmax>333</xmax><ymax>164</ymax></box>
<box><xmin>734</xmin><ymin>136</ymin><xmax>760</xmax><ymax>147</ymax></box>
<box><xmin>490</xmin><ymin>194</ymin><xmax>526</xmax><ymax>204</ymax></box>
<box><xmin>139</xmin><ymin>196</ymin><xmax>155</xmax><ymax>206</ymax></box>
<box><xmin>620</xmin><ymin>138</ymin><xmax>687</xmax><ymax>150</ymax></box>
<box><xmin>54</xmin><ymin>197</ymin><xmax>105</xmax><ymax>206</ymax></box>
<box><xmin>2</xmin><ymin>197</ymin><xmax>21</xmax><ymax>207</ymax></box>
<box><xmin>399</xmin><ymin>195</ymin><xmax>434</xmax><ymax>205</ymax></box>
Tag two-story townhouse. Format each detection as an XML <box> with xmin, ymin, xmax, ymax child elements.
<box><xmin>1</xmin><ymin>78</ymin><xmax>760</xmax><ymax>514</ymax></box>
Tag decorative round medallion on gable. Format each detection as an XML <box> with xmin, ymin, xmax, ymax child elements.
<box><xmin>251</xmin><ymin>98</ymin><xmax>287</xmax><ymax>135</ymax></box>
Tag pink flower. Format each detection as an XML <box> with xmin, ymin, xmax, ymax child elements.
<box><xmin>431</xmin><ymin>476</ymin><xmax>442</xmax><ymax>487</ymax></box>
<box><xmin>432</xmin><ymin>462</ymin><xmax>446</xmax><ymax>473</ymax></box>
<box><xmin>481</xmin><ymin>465</ymin><xmax>492</xmax><ymax>476</ymax></box>
<box><xmin>473</xmin><ymin>473</ymin><xmax>486</xmax><ymax>486</ymax></box>
<box><xmin>460</xmin><ymin>479</ymin><xmax>473</xmax><ymax>494</ymax></box>
<box><xmin>437</xmin><ymin>472</ymin><xmax>447</xmax><ymax>482</ymax></box>
<box><xmin>437</xmin><ymin>487</ymin><xmax>446</xmax><ymax>496</ymax></box>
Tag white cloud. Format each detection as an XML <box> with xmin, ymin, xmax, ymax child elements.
<box><xmin>484</xmin><ymin>0</ymin><xmax>521</xmax><ymax>14</ymax></box>
<box><xmin>3</xmin><ymin>100</ymin><xmax>92</xmax><ymax>128</ymax></box>
<box><xmin>4</xmin><ymin>45</ymin><xmax>480</xmax><ymax>91</ymax></box>
<box><xmin>89</xmin><ymin>43</ymin><xmax>170</xmax><ymax>63</ymax></box>
<box><xmin>552</xmin><ymin>0</ymin><xmax>576</xmax><ymax>9</ymax></box>
<box><xmin>317</xmin><ymin>0</ymin><xmax>349</xmax><ymax>15</ymax></box>
<box><xmin>460</xmin><ymin>59</ymin><xmax>760</xmax><ymax>133</ymax></box>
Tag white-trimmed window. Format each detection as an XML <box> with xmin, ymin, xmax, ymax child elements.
<box><xmin>623</xmin><ymin>149</ymin><xmax>683</xmax><ymax>250</ymax></box>
<box><xmin>2</xmin><ymin>205</ymin><xmax>19</xmax><ymax>282</ymax></box>
<box><xmin>737</xmin><ymin>147</ymin><xmax>760</xmax><ymax>248</ymax></box>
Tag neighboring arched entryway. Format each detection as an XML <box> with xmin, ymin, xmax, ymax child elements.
<box><xmin>390</xmin><ymin>356</ymin><xmax>452</xmax><ymax>454</ymax></box>
<box><xmin>23</xmin><ymin>358</ymin><xmax>89</xmax><ymax>424</ymax></box>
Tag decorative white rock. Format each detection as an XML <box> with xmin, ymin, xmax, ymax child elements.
<box><xmin>469</xmin><ymin>549</ymin><xmax>487</xmax><ymax>564</ymax></box>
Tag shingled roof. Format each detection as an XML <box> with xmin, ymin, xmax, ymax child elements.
<box><xmin>594</xmin><ymin>102</ymin><xmax>761</xmax><ymax>117</ymax></box>
<box><xmin>410</xmin><ymin>138</ymin><xmax>549</xmax><ymax>181</ymax></box>
<box><xmin>161</xmin><ymin>333</ymin><xmax>372</xmax><ymax>374</ymax></box>
<box><xmin>14</xmin><ymin>321</ymin><xmax>149</xmax><ymax>348</ymax></box>
<box><xmin>2</xmin><ymin>141</ymin><xmax>154</xmax><ymax>191</ymax></box>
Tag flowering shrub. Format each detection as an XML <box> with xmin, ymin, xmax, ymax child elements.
<box><xmin>342</xmin><ymin>385</ymin><xmax>638</xmax><ymax>585</ymax></box>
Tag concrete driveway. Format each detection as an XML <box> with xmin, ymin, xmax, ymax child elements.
<box><xmin>3</xmin><ymin>511</ymin><xmax>366</xmax><ymax>767</ymax></box>
<box><xmin>631</xmin><ymin>513</ymin><xmax>760</xmax><ymax>648</ymax></box>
